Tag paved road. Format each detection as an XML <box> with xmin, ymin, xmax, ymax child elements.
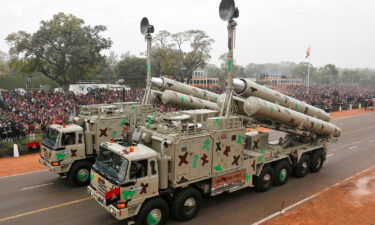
<box><xmin>0</xmin><ymin>112</ymin><xmax>374</xmax><ymax>225</ymax></box>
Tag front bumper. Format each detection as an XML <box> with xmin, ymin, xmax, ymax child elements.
<box><xmin>87</xmin><ymin>186</ymin><xmax>133</xmax><ymax>221</ymax></box>
<box><xmin>39</xmin><ymin>157</ymin><xmax>63</xmax><ymax>174</ymax></box>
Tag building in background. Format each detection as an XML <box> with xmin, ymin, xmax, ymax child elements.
<box><xmin>189</xmin><ymin>70</ymin><xmax>219</xmax><ymax>88</ymax></box>
<box><xmin>258</xmin><ymin>72</ymin><xmax>304</xmax><ymax>88</ymax></box>
<box><xmin>66</xmin><ymin>81</ymin><xmax>130</xmax><ymax>95</ymax></box>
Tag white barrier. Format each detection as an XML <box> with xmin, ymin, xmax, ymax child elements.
<box><xmin>13</xmin><ymin>144</ymin><xmax>19</xmax><ymax>157</ymax></box>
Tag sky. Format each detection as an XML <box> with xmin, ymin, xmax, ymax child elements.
<box><xmin>0</xmin><ymin>0</ymin><xmax>374</xmax><ymax>69</ymax></box>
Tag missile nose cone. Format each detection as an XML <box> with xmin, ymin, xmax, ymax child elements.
<box><xmin>151</xmin><ymin>77</ymin><xmax>163</xmax><ymax>88</ymax></box>
<box><xmin>233</xmin><ymin>78</ymin><xmax>246</xmax><ymax>94</ymax></box>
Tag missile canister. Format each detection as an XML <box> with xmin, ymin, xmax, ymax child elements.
<box><xmin>162</xmin><ymin>90</ymin><xmax>220</xmax><ymax>111</ymax></box>
<box><xmin>152</xmin><ymin>77</ymin><xmax>220</xmax><ymax>103</ymax></box>
<box><xmin>216</xmin><ymin>93</ymin><xmax>247</xmax><ymax>116</ymax></box>
<box><xmin>243</xmin><ymin>96</ymin><xmax>341</xmax><ymax>137</ymax></box>
<box><xmin>149</xmin><ymin>90</ymin><xmax>163</xmax><ymax>104</ymax></box>
<box><xmin>233</xmin><ymin>78</ymin><xmax>331</xmax><ymax>122</ymax></box>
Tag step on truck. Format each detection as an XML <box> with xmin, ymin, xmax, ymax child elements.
<box><xmin>39</xmin><ymin>103</ymin><xmax>154</xmax><ymax>186</ymax></box>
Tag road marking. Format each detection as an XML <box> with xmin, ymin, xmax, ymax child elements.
<box><xmin>0</xmin><ymin>169</ymin><xmax>47</xmax><ymax>179</ymax></box>
<box><xmin>327</xmin><ymin>154</ymin><xmax>334</xmax><ymax>158</ymax></box>
<box><xmin>348</xmin><ymin>146</ymin><xmax>358</xmax><ymax>150</ymax></box>
<box><xmin>20</xmin><ymin>183</ymin><xmax>54</xmax><ymax>191</ymax></box>
<box><xmin>252</xmin><ymin>164</ymin><xmax>375</xmax><ymax>225</ymax></box>
<box><xmin>0</xmin><ymin>197</ymin><xmax>93</xmax><ymax>223</ymax></box>
<box><xmin>332</xmin><ymin>136</ymin><xmax>374</xmax><ymax>151</ymax></box>
<box><xmin>252</xmin><ymin>193</ymin><xmax>320</xmax><ymax>225</ymax></box>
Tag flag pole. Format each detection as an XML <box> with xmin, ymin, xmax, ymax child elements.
<box><xmin>306</xmin><ymin>45</ymin><xmax>311</xmax><ymax>94</ymax></box>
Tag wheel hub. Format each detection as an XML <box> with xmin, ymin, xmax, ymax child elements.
<box><xmin>184</xmin><ymin>197</ymin><xmax>196</xmax><ymax>207</ymax></box>
<box><xmin>262</xmin><ymin>173</ymin><xmax>271</xmax><ymax>186</ymax></box>
<box><xmin>77</xmin><ymin>168</ymin><xmax>89</xmax><ymax>182</ymax></box>
<box><xmin>315</xmin><ymin>157</ymin><xmax>322</xmax><ymax>168</ymax></box>
<box><xmin>147</xmin><ymin>208</ymin><xmax>161</xmax><ymax>225</ymax></box>
<box><xmin>279</xmin><ymin>168</ymin><xmax>287</xmax><ymax>181</ymax></box>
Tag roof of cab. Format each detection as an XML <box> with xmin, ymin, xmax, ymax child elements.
<box><xmin>50</xmin><ymin>124</ymin><xmax>83</xmax><ymax>132</ymax></box>
<box><xmin>101</xmin><ymin>142</ymin><xmax>157</xmax><ymax>160</ymax></box>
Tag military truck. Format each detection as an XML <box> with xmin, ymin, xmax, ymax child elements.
<box><xmin>39</xmin><ymin>103</ymin><xmax>154</xmax><ymax>186</ymax></box>
<box><xmin>88</xmin><ymin>100</ymin><xmax>341</xmax><ymax>224</ymax></box>
<box><xmin>88</xmin><ymin>1</ymin><xmax>342</xmax><ymax>224</ymax></box>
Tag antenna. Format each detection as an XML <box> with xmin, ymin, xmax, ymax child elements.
<box><xmin>140</xmin><ymin>17</ymin><xmax>155</xmax><ymax>105</ymax></box>
<box><xmin>219</xmin><ymin>0</ymin><xmax>239</xmax><ymax>117</ymax></box>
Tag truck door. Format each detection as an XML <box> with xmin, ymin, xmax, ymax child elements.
<box><xmin>59</xmin><ymin>132</ymin><xmax>83</xmax><ymax>163</ymax></box>
<box><xmin>123</xmin><ymin>159</ymin><xmax>152</xmax><ymax>207</ymax></box>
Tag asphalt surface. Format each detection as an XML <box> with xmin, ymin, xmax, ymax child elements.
<box><xmin>0</xmin><ymin>112</ymin><xmax>374</xmax><ymax>225</ymax></box>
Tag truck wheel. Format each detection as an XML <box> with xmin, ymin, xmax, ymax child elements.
<box><xmin>294</xmin><ymin>154</ymin><xmax>310</xmax><ymax>178</ymax></box>
<box><xmin>135</xmin><ymin>198</ymin><xmax>169</xmax><ymax>225</ymax></box>
<box><xmin>273</xmin><ymin>160</ymin><xmax>291</xmax><ymax>186</ymax></box>
<box><xmin>254</xmin><ymin>166</ymin><xmax>274</xmax><ymax>192</ymax></box>
<box><xmin>68</xmin><ymin>160</ymin><xmax>92</xmax><ymax>187</ymax></box>
<box><xmin>171</xmin><ymin>187</ymin><xmax>202</xmax><ymax>221</ymax></box>
<box><xmin>310</xmin><ymin>150</ymin><xmax>324</xmax><ymax>173</ymax></box>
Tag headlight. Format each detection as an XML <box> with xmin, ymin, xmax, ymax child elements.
<box><xmin>116</xmin><ymin>202</ymin><xmax>127</xmax><ymax>209</ymax></box>
<box><xmin>51</xmin><ymin>161</ymin><xmax>60</xmax><ymax>166</ymax></box>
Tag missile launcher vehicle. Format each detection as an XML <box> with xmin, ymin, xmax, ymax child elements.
<box><xmin>39</xmin><ymin>102</ymin><xmax>155</xmax><ymax>186</ymax></box>
<box><xmin>88</xmin><ymin>1</ymin><xmax>341</xmax><ymax>224</ymax></box>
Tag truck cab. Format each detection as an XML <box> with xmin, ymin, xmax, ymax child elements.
<box><xmin>39</xmin><ymin>103</ymin><xmax>156</xmax><ymax>187</ymax></box>
<box><xmin>88</xmin><ymin>141</ymin><xmax>161</xmax><ymax>223</ymax></box>
<box><xmin>40</xmin><ymin>124</ymin><xmax>91</xmax><ymax>186</ymax></box>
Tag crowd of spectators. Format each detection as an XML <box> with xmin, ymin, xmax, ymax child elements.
<box><xmin>1</xmin><ymin>84</ymin><xmax>374</xmax><ymax>141</ymax></box>
<box><xmin>0</xmin><ymin>86</ymin><xmax>225</xmax><ymax>141</ymax></box>
<box><xmin>281</xmin><ymin>85</ymin><xmax>375</xmax><ymax>112</ymax></box>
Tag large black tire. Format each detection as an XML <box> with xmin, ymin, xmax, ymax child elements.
<box><xmin>294</xmin><ymin>154</ymin><xmax>310</xmax><ymax>178</ymax></box>
<box><xmin>273</xmin><ymin>160</ymin><xmax>291</xmax><ymax>186</ymax></box>
<box><xmin>68</xmin><ymin>160</ymin><xmax>92</xmax><ymax>187</ymax></box>
<box><xmin>135</xmin><ymin>198</ymin><xmax>169</xmax><ymax>225</ymax></box>
<box><xmin>310</xmin><ymin>150</ymin><xmax>324</xmax><ymax>173</ymax></box>
<box><xmin>171</xmin><ymin>187</ymin><xmax>202</xmax><ymax>221</ymax></box>
<box><xmin>254</xmin><ymin>166</ymin><xmax>274</xmax><ymax>192</ymax></box>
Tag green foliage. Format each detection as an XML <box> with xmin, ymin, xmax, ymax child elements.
<box><xmin>0</xmin><ymin>73</ymin><xmax>58</xmax><ymax>90</ymax></box>
<box><xmin>117</xmin><ymin>56</ymin><xmax>146</xmax><ymax>88</ymax></box>
<box><xmin>316</xmin><ymin>64</ymin><xmax>338</xmax><ymax>85</ymax></box>
<box><xmin>6</xmin><ymin>12</ymin><xmax>112</xmax><ymax>89</ymax></box>
<box><xmin>0</xmin><ymin>51</ymin><xmax>10</xmax><ymax>77</ymax></box>
<box><xmin>152</xmin><ymin>30</ymin><xmax>214</xmax><ymax>82</ymax></box>
<box><xmin>218</xmin><ymin>53</ymin><xmax>245</xmax><ymax>79</ymax></box>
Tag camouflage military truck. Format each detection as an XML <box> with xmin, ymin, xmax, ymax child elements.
<box><xmin>88</xmin><ymin>106</ymin><xmax>340</xmax><ymax>225</ymax></box>
<box><xmin>39</xmin><ymin>103</ymin><xmax>154</xmax><ymax>186</ymax></box>
<box><xmin>88</xmin><ymin>1</ymin><xmax>342</xmax><ymax>223</ymax></box>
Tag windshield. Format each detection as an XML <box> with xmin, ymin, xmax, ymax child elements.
<box><xmin>95</xmin><ymin>146</ymin><xmax>129</xmax><ymax>183</ymax></box>
<box><xmin>42</xmin><ymin>128</ymin><xmax>60</xmax><ymax>148</ymax></box>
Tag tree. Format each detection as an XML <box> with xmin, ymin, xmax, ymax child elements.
<box><xmin>151</xmin><ymin>30</ymin><xmax>214</xmax><ymax>82</ymax></box>
<box><xmin>97</xmin><ymin>51</ymin><xmax>119</xmax><ymax>83</ymax></box>
<box><xmin>318</xmin><ymin>64</ymin><xmax>339</xmax><ymax>85</ymax></box>
<box><xmin>0</xmin><ymin>51</ymin><xmax>9</xmax><ymax>76</ymax></box>
<box><xmin>219</xmin><ymin>53</ymin><xmax>245</xmax><ymax>80</ymax></box>
<box><xmin>181</xmin><ymin>30</ymin><xmax>214</xmax><ymax>82</ymax></box>
<box><xmin>153</xmin><ymin>30</ymin><xmax>172</xmax><ymax>48</ymax></box>
<box><xmin>6</xmin><ymin>12</ymin><xmax>112</xmax><ymax>89</ymax></box>
<box><xmin>117</xmin><ymin>56</ymin><xmax>146</xmax><ymax>88</ymax></box>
